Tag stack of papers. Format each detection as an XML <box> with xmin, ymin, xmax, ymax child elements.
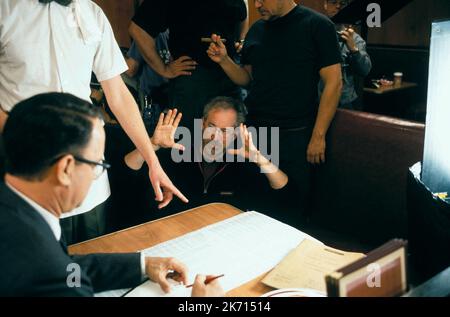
<box><xmin>119</xmin><ymin>211</ymin><xmax>319</xmax><ymax>297</ymax></box>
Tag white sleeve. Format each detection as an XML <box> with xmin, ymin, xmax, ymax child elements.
<box><xmin>92</xmin><ymin>7</ymin><xmax>128</xmax><ymax>82</ymax></box>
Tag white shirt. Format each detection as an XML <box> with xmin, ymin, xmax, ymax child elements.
<box><xmin>0</xmin><ymin>0</ymin><xmax>128</xmax><ymax>216</ymax></box>
<box><xmin>5</xmin><ymin>181</ymin><xmax>147</xmax><ymax>277</ymax></box>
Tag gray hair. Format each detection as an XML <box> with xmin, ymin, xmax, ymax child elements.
<box><xmin>203</xmin><ymin>96</ymin><xmax>247</xmax><ymax>126</ymax></box>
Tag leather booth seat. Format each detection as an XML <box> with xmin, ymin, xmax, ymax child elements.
<box><xmin>304</xmin><ymin>109</ymin><xmax>425</xmax><ymax>252</ymax></box>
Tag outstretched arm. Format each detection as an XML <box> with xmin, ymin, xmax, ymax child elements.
<box><xmin>101</xmin><ymin>76</ymin><xmax>188</xmax><ymax>208</ymax></box>
<box><xmin>228</xmin><ymin>124</ymin><xmax>288</xmax><ymax>190</ymax></box>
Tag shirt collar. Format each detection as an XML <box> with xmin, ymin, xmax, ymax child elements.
<box><xmin>5</xmin><ymin>182</ymin><xmax>62</xmax><ymax>241</ymax></box>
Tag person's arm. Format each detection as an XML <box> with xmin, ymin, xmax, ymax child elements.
<box><xmin>207</xmin><ymin>34</ymin><xmax>252</xmax><ymax>86</ymax></box>
<box><xmin>307</xmin><ymin>64</ymin><xmax>342</xmax><ymax>164</ymax></box>
<box><xmin>129</xmin><ymin>22</ymin><xmax>197</xmax><ymax>79</ymax></box>
<box><xmin>240</xmin><ymin>0</ymin><xmax>250</xmax><ymax>40</ymax></box>
<box><xmin>228</xmin><ymin>124</ymin><xmax>288</xmax><ymax>190</ymax></box>
<box><xmin>0</xmin><ymin>109</ymin><xmax>8</xmax><ymax>133</ymax></box>
<box><xmin>255</xmin><ymin>151</ymin><xmax>289</xmax><ymax>190</ymax></box>
<box><xmin>125</xmin><ymin>56</ymin><xmax>140</xmax><ymax>78</ymax></box>
<box><xmin>340</xmin><ymin>29</ymin><xmax>372</xmax><ymax>77</ymax></box>
<box><xmin>72</xmin><ymin>253</ymin><xmax>142</xmax><ymax>292</ymax></box>
<box><xmin>235</xmin><ymin>0</ymin><xmax>249</xmax><ymax>53</ymax></box>
<box><xmin>101</xmin><ymin>76</ymin><xmax>188</xmax><ymax>208</ymax></box>
<box><xmin>150</xmin><ymin>109</ymin><xmax>184</xmax><ymax>152</ymax></box>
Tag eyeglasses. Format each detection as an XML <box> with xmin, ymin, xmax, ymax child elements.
<box><xmin>50</xmin><ymin>154</ymin><xmax>110</xmax><ymax>179</ymax></box>
<box><xmin>73</xmin><ymin>155</ymin><xmax>111</xmax><ymax>179</ymax></box>
<box><xmin>327</xmin><ymin>0</ymin><xmax>349</xmax><ymax>7</ymax></box>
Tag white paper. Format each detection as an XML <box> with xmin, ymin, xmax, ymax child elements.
<box><xmin>125</xmin><ymin>211</ymin><xmax>321</xmax><ymax>297</ymax></box>
<box><xmin>94</xmin><ymin>288</ymin><xmax>130</xmax><ymax>297</ymax></box>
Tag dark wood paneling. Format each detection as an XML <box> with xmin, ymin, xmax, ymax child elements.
<box><xmin>93</xmin><ymin>0</ymin><xmax>135</xmax><ymax>48</ymax></box>
<box><xmin>368</xmin><ymin>0</ymin><xmax>450</xmax><ymax>47</ymax></box>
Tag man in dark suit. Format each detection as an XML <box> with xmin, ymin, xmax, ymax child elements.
<box><xmin>0</xmin><ymin>93</ymin><xmax>223</xmax><ymax>297</ymax></box>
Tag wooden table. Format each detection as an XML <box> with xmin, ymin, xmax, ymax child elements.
<box><xmin>364</xmin><ymin>81</ymin><xmax>418</xmax><ymax>95</ymax></box>
<box><xmin>68</xmin><ymin>203</ymin><xmax>273</xmax><ymax>297</ymax></box>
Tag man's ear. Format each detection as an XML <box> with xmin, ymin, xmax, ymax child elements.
<box><xmin>55</xmin><ymin>155</ymin><xmax>75</xmax><ymax>186</ymax></box>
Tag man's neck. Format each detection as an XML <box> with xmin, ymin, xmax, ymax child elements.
<box><xmin>279</xmin><ymin>1</ymin><xmax>298</xmax><ymax>18</ymax></box>
<box><xmin>5</xmin><ymin>174</ymin><xmax>62</xmax><ymax>218</ymax></box>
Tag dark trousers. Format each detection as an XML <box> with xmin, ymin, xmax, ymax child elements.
<box><xmin>169</xmin><ymin>65</ymin><xmax>241</xmax><ymax>131</ymax></box>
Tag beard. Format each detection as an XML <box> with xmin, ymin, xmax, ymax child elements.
<box><xmin>39</xmin><ymin>0</ymin><xmax>73</xmax><ymax>6</ymax></box>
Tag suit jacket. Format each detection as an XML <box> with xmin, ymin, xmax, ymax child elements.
<box><xmin>0</xmin><ymin>182</ymin><xmax>142</xmax><ymax>296</ymax></box>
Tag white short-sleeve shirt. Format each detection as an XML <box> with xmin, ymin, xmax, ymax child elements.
<box><xmin>0</xmin><ymin>0</ymin><xmax>128</xmax><ymax>216</ymax></box>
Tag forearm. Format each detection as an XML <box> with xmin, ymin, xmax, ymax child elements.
<box><xmin>72</xmin><ymin>253</ymin><xmax>142</xmax><ymax>291</ymax></box>
<box><xmin>350</xmin><ymin>37</ymin><xmax>372</xmax><ymax>77</ymax></box>
<box><xmin>256</xmin><ymin>152</ymin><xmax>288</xmax><ymax>190</ymax></box>
<box><xmin>219</xmin><ymin>57</ymin><xmax>251</xmax><ymax>86</ymax></box>
<box><xmin>102</xmin><ymin>77</ymin><xmax>160</xmax><ymax>167</ymax></box>
<box><xmin>129</xmin><ymin>22</ymin><xmax>167</xmax><ymax>77</ymax></box>
<box><xmin>0</xmin><ymin>109</ymin><xmax>7</xmax><ymax>133</ymax></box>
<box><xmin>313</xmin><ymin>79</ymin><xmax>342</xmax><ymax>138</ymax></box>
<box><xmin>239</xmin><ymin>0</ymin><xmax>249</xmax><ymax>41</ymax></box>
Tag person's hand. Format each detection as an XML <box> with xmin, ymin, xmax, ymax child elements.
<box><xmin>307</xmin><ymin>133</ymin><xmax>326</xmax><ymax>164</ymax></box>
<box><xmin>234</xmin><ymin>40</ymin><xmax>244</xmax><ymax>53</ymax></box>
<box><xmin>163</xmin><ymin>56</ymin><xmax>197</xmax><ymax>79</ymax></box>
<box><xmin>149</xmin><ymin>162</ymin><xmax>189</xmax><ymax>209</ymax></box>
<box><xmin>151</xmin><ymin>109</ymin><xmax>185</xmax><ymax>151</ymax></box>
<box><xmin>191</xmin><ymin>275</ymin><xmax>225</xmax><ymax>297</ymax></box>
<box><xmin>227</xmin><ymin>123</ymin><xmax>258</xmax><ymax>162</ymax></box>
<box><xmin>207</xmin><ymin>34</ymin><xmax>228</xmax><ymax>64</ymax></box>
<box><xmin>340</xmin><ymin>28</ymin><xmax>357</xmax><ymax>52</ymax></box>
<box><xmin>145</xmin><ymin>257</ymin><xmax>189</xmax><ymax>293</ymax></box>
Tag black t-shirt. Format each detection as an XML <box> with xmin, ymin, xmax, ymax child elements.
<box><xmin>241</xmin><ymin>5</ymin><xmax>342</xmax><ymax>129</ymax></box>
<box><xmin>133</xmin><ymin>0</ymin><xmax>247</xmax><ymax>68</ymax></box>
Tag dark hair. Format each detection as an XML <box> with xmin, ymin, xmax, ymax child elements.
<box><xmin>203</xmin><ymin>96</ymin><xmax>247</xmax><ymax>126</ymax></box>
<box><xmin>3</xmin><ymin>93</ymin><xmax>103</xmax><ymax>180</ymax></box>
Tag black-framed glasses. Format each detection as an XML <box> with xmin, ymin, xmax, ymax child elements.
<box><xmin>73</xmin><ymin>155</ymin><xmax>111</xmax><ymax>179</ymax></box>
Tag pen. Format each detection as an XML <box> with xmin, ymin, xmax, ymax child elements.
<box><xmin>185</xmin><ymin>274</ymin><xmax>225</xmax><ymax>288</ymax></box>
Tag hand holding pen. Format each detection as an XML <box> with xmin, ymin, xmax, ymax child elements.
<box><xmin>190</xmin><ymin>274</ymin><xmax>225</xmax><ymax>297</ymax></box>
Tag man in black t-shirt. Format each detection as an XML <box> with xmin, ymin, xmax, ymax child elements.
<box><xmin>207</xmin><ymin>0</ymin><xmax>342</xmax><ymax>226</ymax></box>
<box><xmin>129</xmin><ymin>0</ymin><xmax>249</xmax><ymax>131</ymax></box>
